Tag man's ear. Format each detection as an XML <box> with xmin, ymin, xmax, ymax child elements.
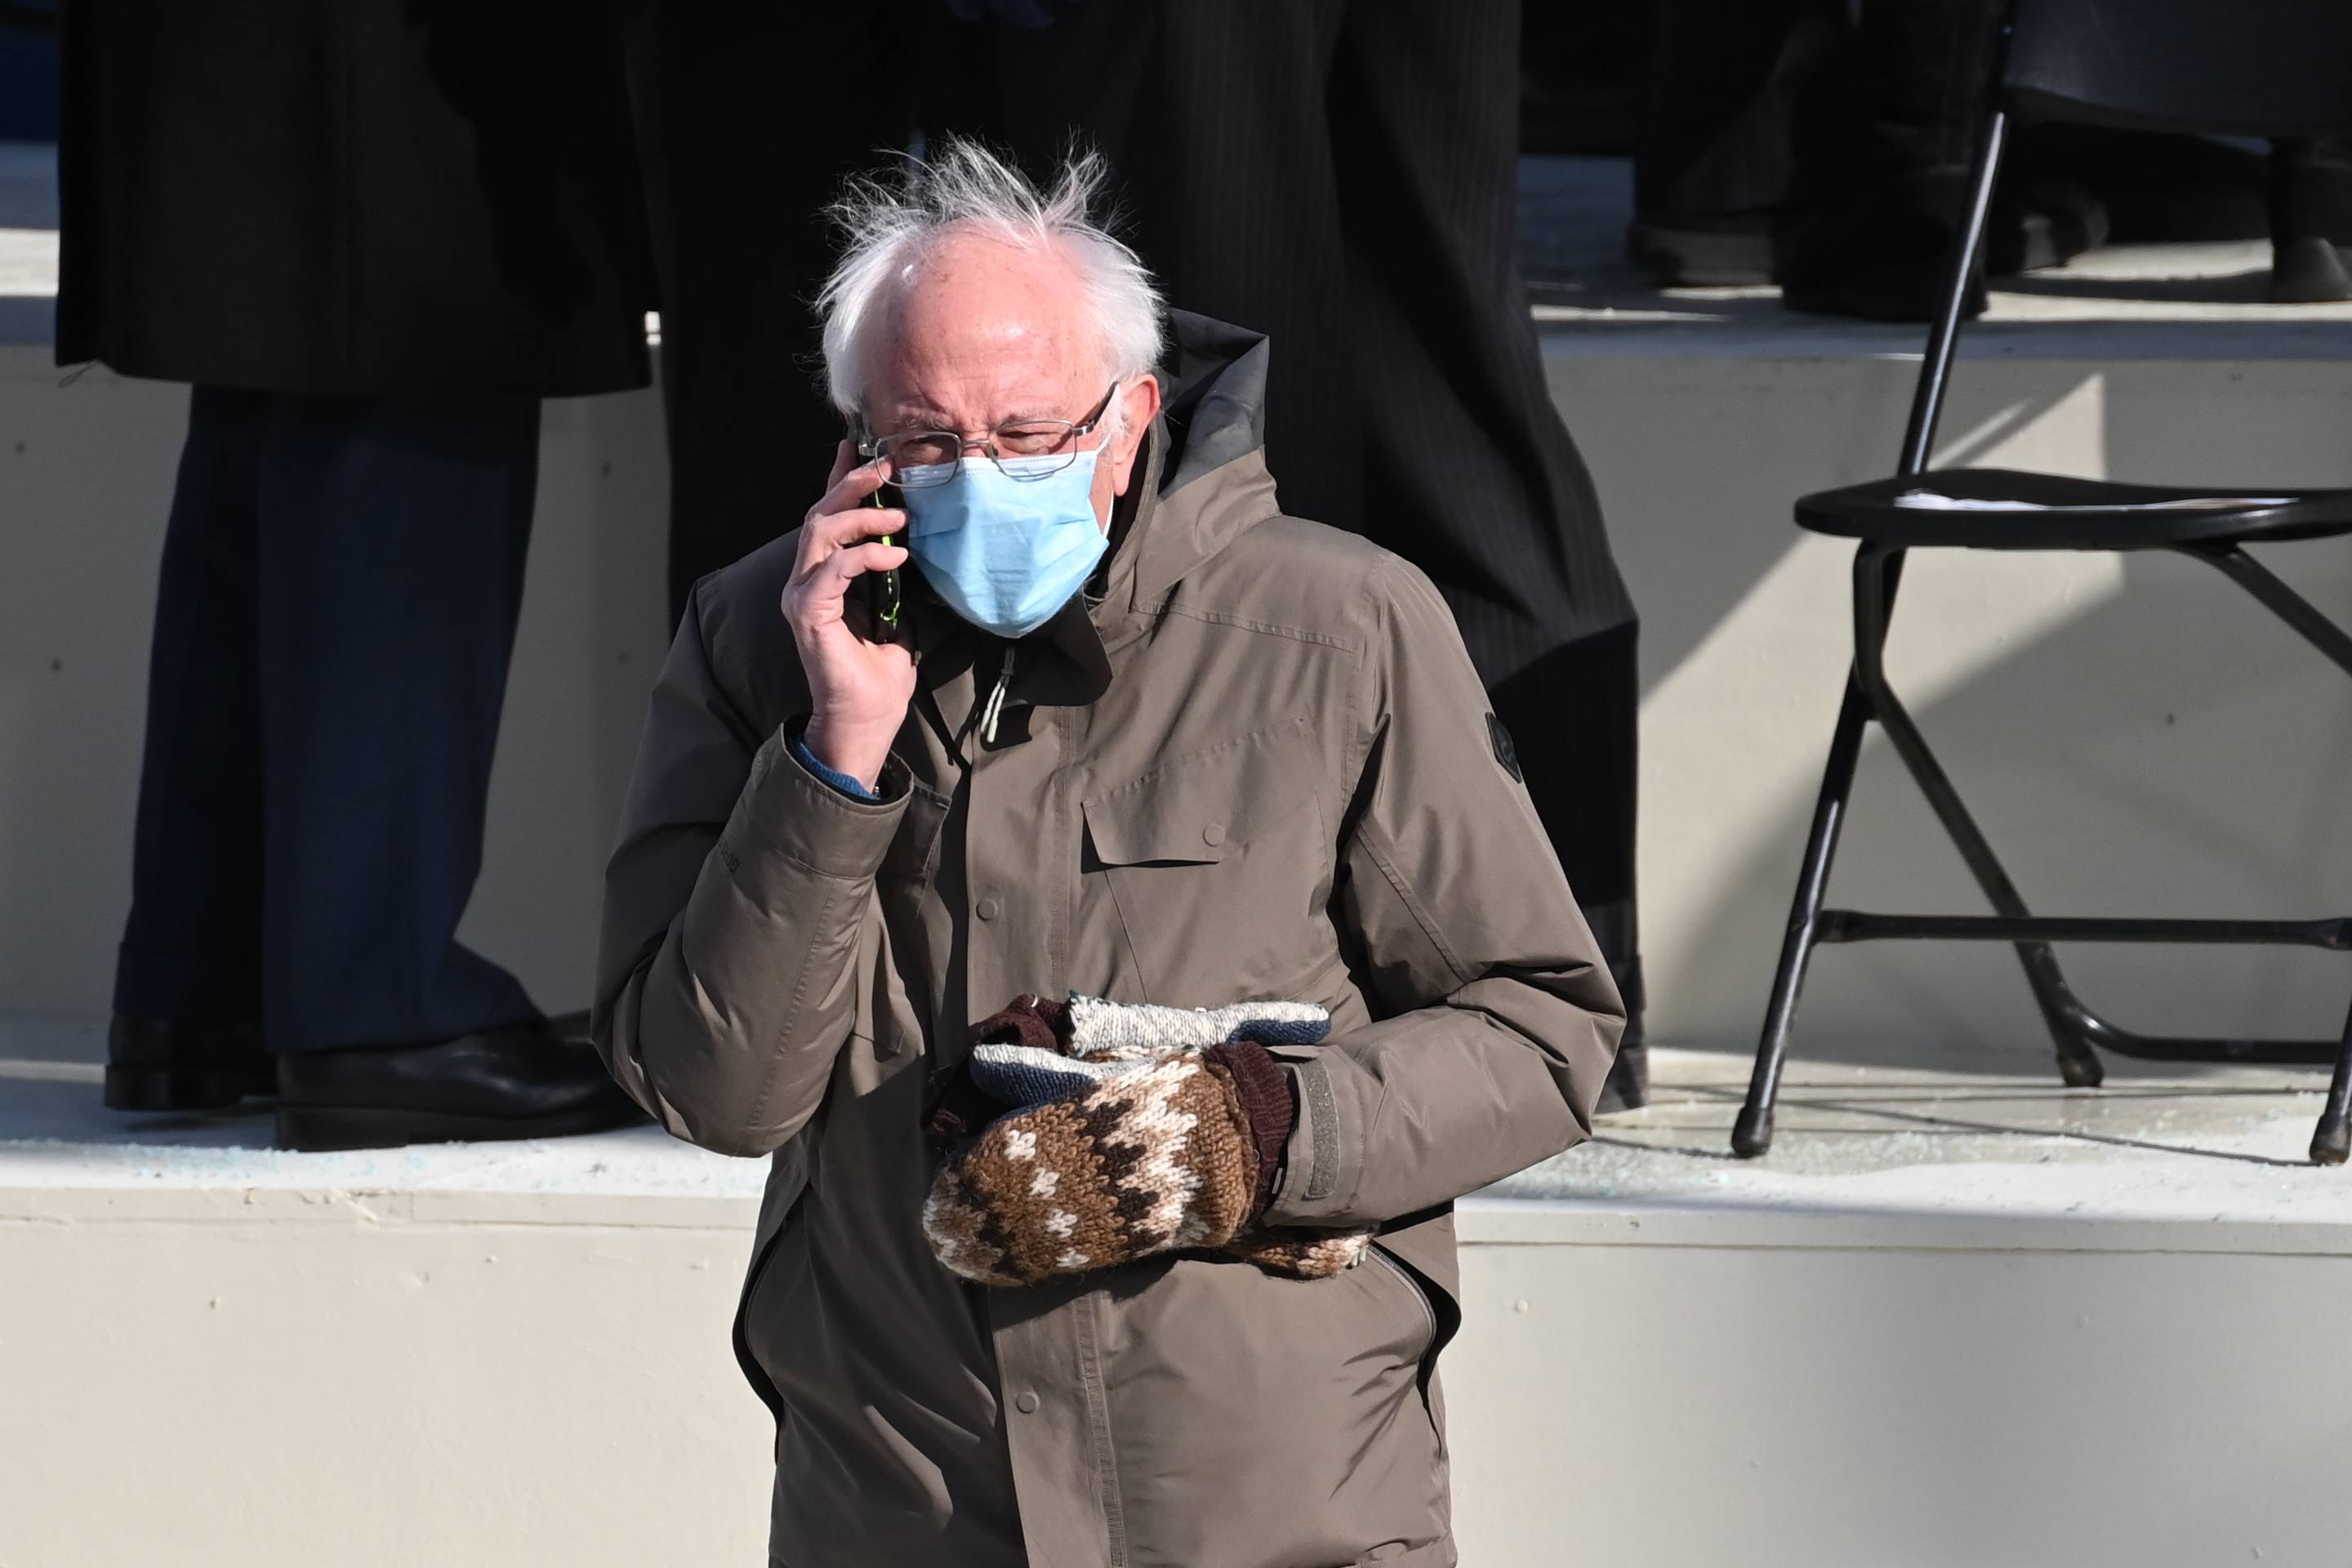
<box><xmin>1108</xmin><ymin>374</ymin><xmax>1163</xmax><ymax>497</ymax></box>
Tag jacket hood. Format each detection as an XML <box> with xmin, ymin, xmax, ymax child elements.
<box><xmin>1110</xmin><ymin>310</ymin><xmax>1282</xmax><ymax>615</ymax></box>
<box><xmin>1156</xmin><ymin>310</ymin><xmax>1272</xmax><ymax>499</ymax></box>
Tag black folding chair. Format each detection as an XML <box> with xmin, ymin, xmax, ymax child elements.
<box><xmin>1735</xmin><ymin>0</ymin><xmax>2352</xmax><ymax>1166</ymax></box>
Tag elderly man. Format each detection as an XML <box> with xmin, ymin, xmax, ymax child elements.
<box><xmin>596</xmin><ymin>140</ymin><xmax>1624</xmax><ymax>1567</ymax></box>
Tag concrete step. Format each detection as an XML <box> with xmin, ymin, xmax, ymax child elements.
<box><xmin>7</xmin><ymin>1039</ymin><xmax>2352</xmax><ymax>1566</ymax></box>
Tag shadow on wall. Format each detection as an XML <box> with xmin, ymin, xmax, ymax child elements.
<box><xmin>1618</xmin><ymin>366</ymin><xmax>2084</xmax><ymax>697</ymax></box>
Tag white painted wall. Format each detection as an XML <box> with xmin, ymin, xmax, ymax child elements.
<box><xmin>1449</xmin><ymin>1206</ymin><xmax>2352</xmax><ymax>1568</ymax></box>
<box><xmin>5</xmin><ymin>1188</ymin><xmax>2346</xmax><ymax>1568</ymax></box>
<box><xmin>3</xmin><ymin>336</ymin><xmax>2350</xmax><ymax>1073</ymax></box>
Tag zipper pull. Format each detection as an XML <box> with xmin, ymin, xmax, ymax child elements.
<box><xmin>981</xmin><ymin>646</ymin><xmax>1018</xmax><ymax>746</ymax></box>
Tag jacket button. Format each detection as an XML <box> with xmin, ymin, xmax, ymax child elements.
<box><xmin>1014</xmin><ymin>1391</ymin><xmax>1040</xmax><ymax>1414</ymax></box>
<box><xmin>1202</xmin><ymin>822</ymin><xmax>1226</xmax><ymax>847</ymax></box>
<box><xmin>976</xmin><ymin>897</ymin><xmax>1000</xmax><ymax>921</ymax></box>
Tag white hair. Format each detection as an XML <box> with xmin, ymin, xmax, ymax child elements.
<box><xmin>817</xmin><ymin>139</ymin><xmax>1167</xmax><ymax>419</ymax></box>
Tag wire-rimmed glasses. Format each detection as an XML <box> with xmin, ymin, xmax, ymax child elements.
<box><xmin>858</xmin><ymin>382</ymin><xmax>1120</xmax><ymax>487</ymax></box>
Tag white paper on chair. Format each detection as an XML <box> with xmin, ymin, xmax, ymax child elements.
<box><xmin>1892</xmin><ymin>489</ymin><xmax>2295</xmax><ymax>514</ymax></box>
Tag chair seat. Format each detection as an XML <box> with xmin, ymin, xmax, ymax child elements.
<box><xmin>1796</xmin><ymin>467</ymin><xmax>2352</xmax><ymax>550</ymax></box>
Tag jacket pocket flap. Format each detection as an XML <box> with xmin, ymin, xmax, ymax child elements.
<box><xmin>1083</xmin><ymin>719</ymin><xmax>1316</xmax><ymax>867</ymax></box>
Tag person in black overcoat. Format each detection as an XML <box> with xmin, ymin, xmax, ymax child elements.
<box><xmin>56</xmin><ymin>0</ymin><xmax>648</xmax><ymax>1150</ymax></box>
<box><xmin>979</xmin><ymin>0</ymin><xmax>1650</xmax><ymax>1104</ymax></box>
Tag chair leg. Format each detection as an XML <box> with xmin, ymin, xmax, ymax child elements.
<box><xmin>1850</xmin><ymin>545</ymin><xmax>2107</xmax><ymax>1090</ymax></box>
<box><xmin>2189</xmin><ymin>546</ymin><xmax>2352</xmax><ymax>679</ymax></box>
<box><xmin>2189</xmin><ymin>546</ymin><xmax>2352</xmax><ymax>1165</ymax></box>
<box><xmin>1734</xmin><ymin>681</ymin><xmax>1873</xmax><ymax>1159</ymax></box>
<box><xmin>2312</xmin><ymin>997</ymin><xmax>2352</xmax><ymax>1166</ymax></box>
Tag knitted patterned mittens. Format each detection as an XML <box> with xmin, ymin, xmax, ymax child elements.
<box><xmin>922</xmin><ymin>995</ymin><xmax>1374</xmax><ymax>1288</ymax></box>
<box><xmin>963</xmin><ymin>993</ymin><xmax>1330</xmax><ymax>1108</ymax></box>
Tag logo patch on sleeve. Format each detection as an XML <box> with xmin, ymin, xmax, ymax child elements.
<box><xmin>1486</xmin><ymin>713</ymin><xmax>1522</xmax><ymax>782</ymax></box>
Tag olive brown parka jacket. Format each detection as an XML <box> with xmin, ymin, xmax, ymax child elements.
<box><xmin>595</xmin><ymin>314</ymin><xmax>1624</xmax><ymax>1568</ymax></box>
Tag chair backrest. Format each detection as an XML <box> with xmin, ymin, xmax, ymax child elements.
<box><xmin>2007</xmin><ymin>0</ymin><xmax>2352</xmax><ymax>137</ymax></box>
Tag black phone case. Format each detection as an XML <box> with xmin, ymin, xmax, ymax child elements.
<box><xmin>862</xmin><ymin>483</ymin><xmax>906</xmax><ymax>641</ymax></box>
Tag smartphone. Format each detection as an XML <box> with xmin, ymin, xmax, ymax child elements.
<box><xmin>862</xmin><ymin>480</ymin><xmax>905</xmax><ymax>641</ymax></box>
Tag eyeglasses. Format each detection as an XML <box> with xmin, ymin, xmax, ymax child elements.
<box><xmin>858</xmin><ymin>382</ymin><xmax>1121</xmax><ymax>488</ymax></box>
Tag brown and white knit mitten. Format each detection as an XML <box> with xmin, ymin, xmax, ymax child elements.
<box><xmin>1219</xmin><ymin>1225</ymin><xmax>1374</xmax><ymax>1278</ymax></box>
<box><xmin>925</xmin><ymin>1038</ymin><xmax>1352</xmax><ymax>1287</ymax></box>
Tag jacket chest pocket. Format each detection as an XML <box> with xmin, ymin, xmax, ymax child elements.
<box><xmin>1080</xmin><ymin>720</ymin><xmax>1333</xmax><ymax>1004</ymax></box>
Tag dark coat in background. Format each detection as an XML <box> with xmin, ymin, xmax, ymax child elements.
<box><xmin>985</xmin><ymin>1</ymin><xmax>1645</xmax><ymax>1002</ymax></box>
<box><xmin>55</xmin><ymin>0</ymin><xmax>653</xmax><ymax>397</ymax></box>
<box><xmin>628</xmin><ymin>0</ymin><xmax>1003</xmax><ymax>623</ymax></box>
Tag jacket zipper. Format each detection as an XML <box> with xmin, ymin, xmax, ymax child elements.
<box><xmin>1370</xmin><ymin>1243</ymin><xmax>1437</xmax><ymax>1357</ymax></box>
<box><xmin>1371</xmin><ymin>1243</ymin><xmax>1449</xmax><ymax>1454</ymax></box>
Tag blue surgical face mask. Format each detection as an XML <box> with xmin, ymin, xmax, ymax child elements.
<box><xmin>899</xmin><ymin>448</ymin><xmax>1109</xmax><ymax>639</ymax></box>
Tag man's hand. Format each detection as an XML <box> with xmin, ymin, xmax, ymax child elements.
<box><xmin>784</xmin><ymin>442</ymin><xmax>917</xmax><ymax>791</ymax></box>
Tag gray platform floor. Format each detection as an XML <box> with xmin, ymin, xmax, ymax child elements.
<box><xmin>1516</xmin><ymin>154</ymin><xmax>2352</xmax><ymax>361</ymax></box>
<box><xmin>7</xmin><ymin>1013</ymin><xmax>2346</xmax><ymax>1227</ymax></box>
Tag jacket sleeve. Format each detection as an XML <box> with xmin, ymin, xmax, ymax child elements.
<box><xmin>1261</xmin><ymin>555</ymin><xmax>1626</xmax><ymax>1227</ymax></box>
<box><xmin>592</xmin><ymin>584</ymin><xmax>909</xmax><ymax>1157</ymax></box>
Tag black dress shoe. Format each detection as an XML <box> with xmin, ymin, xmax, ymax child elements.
<box><xmin>2269</xmin><ymin>137</ymin><xmax>2352</xmax><ymax>304</ymax></box>
<box><xmin>274</xmin><ymin>1018</ymin><xmax>644</xmax><ymax>1152</ymax></box>
<box><xmin>105</xmin><ymin>1014</ymin><xmax>274</xmax><ymax>1111</ymax></box>
<box><xmin>1987</xmin><ymin>173</ymin><xmax>2109</xmax><ymax>277</ymax></box>
<box><xmin>2273</xmin><ymin>238</ymin><xmax>2352</xmax><ymax>304</ymax></box>
<box><xmin>1627</xmin><ymin>212</ymin><xmax>1777</xmax><ymax>288</ymax></box>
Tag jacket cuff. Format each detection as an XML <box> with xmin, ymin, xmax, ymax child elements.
<box><xmin>1262</xmin><ymin>1054</ymin><xmax>1344</xmax><ymax>1223</ymax></box>
<box><xmin>724</xmin><ymin>726</ymin><xmax>911</xmax><ymax>897</ymax></box>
